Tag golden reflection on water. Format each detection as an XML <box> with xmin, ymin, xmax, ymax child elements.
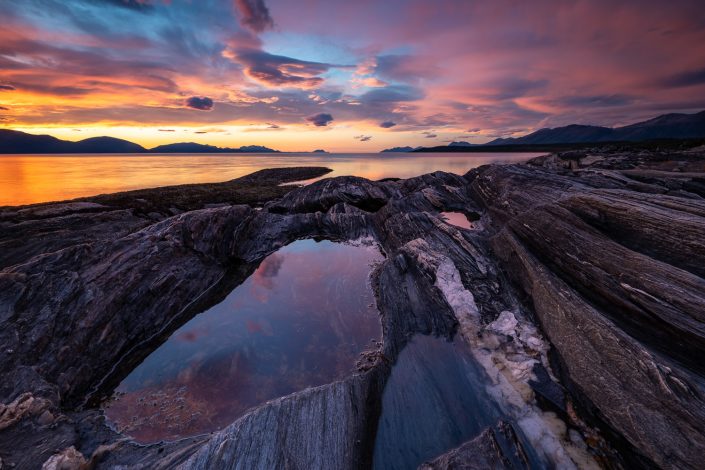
<box><xmin>0</xmin><ymin>152</ymin><xmax>540</xmax><ymax>206</ymax></box>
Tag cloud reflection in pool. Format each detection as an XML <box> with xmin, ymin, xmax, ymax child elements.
<box><xmin>104</xmin><ymin>239</ymin><xmax>383</xmax><ymax>443</ymax></box>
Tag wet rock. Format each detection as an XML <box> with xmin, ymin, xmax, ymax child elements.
<box><xmin>0</xmin><ymin>147</ymin><xmax>704</xmax><ymax>468</ymax></box>
<box><xmin>474</xmin><ymin>147</ymin><xmax>705</xmax><ymax>468</ymax></box>
<box><xmin>528</xmin><ymin>363</ymin><xmax>566</xmax><ymax>418</ymax></box>
<box><xmin>41</xmin><ymin>447</ymin><xmax>87</xmax><ymax>470</ymax></box>
<box><xmin>419</xmin><ymin>421</ymin><xmax>531</xmax><ymax>470</ymax></box>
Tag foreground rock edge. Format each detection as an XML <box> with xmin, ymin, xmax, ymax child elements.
<box><xmin>0</xmin><ymin>146</ymin><xmax>703</xmax><ymax>469</ymax></box>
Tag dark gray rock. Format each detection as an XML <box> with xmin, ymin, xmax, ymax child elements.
<box><xmin>419</xmin><ymin>421</ymin><xmax>532</xmax><ymax>470</ymax></box>
<box><xmin>1</xmin><ymin>147</ymin><xmax>704</xmax><ymax>469</ymax></box>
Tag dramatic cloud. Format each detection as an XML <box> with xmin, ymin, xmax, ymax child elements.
<box><xmin>0</xmin><ymin>106</ymin><xmax>8</xmax><ymax>111</ymax></box>
<box><xmin>235</xmin><ymin>50</ymin><xmax>333</xmax><ymax>88</ymax></box>
<box><xmin>186</xmin><ymin>96</ymin><xmax>214</xmax><ymax>111</ymax></box>
<box><xmin>0</xmin><ymin>0</ymin><xmax>704</xmax><ymax>149</ymax></box>
<box><xmin>547</xmin><ymin>94</ymin><xmax>635</xmax><ymax>108</ymax></box>
<box><xmin>373</xmin><ymin>54</ymin><xmax>438</xmax><ymax>83</ymax></box>
<box><xmin>360</xmin><ymin>85</ymin><xmax>424</xmax><ymax>103</ymax></box>
<box><xmin>354</xmin><ymin>135</ymin><xmax>372</xmax><ymax>141</ymax></box>
<box><xmin>234</xmin><ymin>0</ymin><xmax>274</xmax><ymax>33</ymax></box>
<box><xmin>306</xmin><ymin>113</ymin><xmax>334</xmax><ymax>127</ymax></box>
<box><xmin>661</xmin><ymin>67</ymin><xmax>705</xmax><ymax>88</ymax></box>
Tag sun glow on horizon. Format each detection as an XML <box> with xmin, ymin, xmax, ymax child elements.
<box><xmin>1</xmin><ymin>0</ymin><xmax>703</xmax><ymax>151</ymax></box>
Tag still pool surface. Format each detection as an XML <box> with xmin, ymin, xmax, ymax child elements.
<box><xmin>440</xmin><ymin>211</ymin><xmax>474</xmax><ymax>230</ymax></box>
<box><xmin>104</xmin><ymin>239</ymin><xmax>383</xmax><ymax>443</ymax></box>
<box><xmin>0</xmin><ymin>152</ymin><xmax>541</xmax><ymax>206</ymax></box>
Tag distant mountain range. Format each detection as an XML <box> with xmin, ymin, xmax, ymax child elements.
<box><xmin>382</xmin><ymin>142</ymin><xmax>473</xmax><ymax>152</ymax></box>
<box><xmin>0</xmin><ymin>130</ymin><xmax>280</xmax><ymax>153</ymax></box>
<box><xmin>380</xmin><ymin>146</ymin><xmax>422</xmax><ymax>153</ymax></box>
<box><xmin>415</xmin><ymin>110</ymin><xmax>705</xmax><ymax>152</ymax></box>
<box><xmin>3</xmin><ymin>110</ymin><xmax>704</xmax><ymax>154</ymax></box>
<box><xmin>150</xmin><ymin>142</ymin><xmax>279</xmax><ymax>153</ymax></box>
<box><xmin>487</xmin><ymin>110</ymin><xmax>705</xmax><ymax>145</ymax></box>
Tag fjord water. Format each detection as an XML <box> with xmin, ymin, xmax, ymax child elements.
<box><xmin>0</xmin><ymin>152</ymin><xmax>541</xmax><ymax>206</ymax></box>
<box><xmin>104</xmin><ymin>239</ymin><xmax>383</xmax><ymax>443</ymax></box>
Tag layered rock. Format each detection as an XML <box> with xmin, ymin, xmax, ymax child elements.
<box><xmin>0</xmin><ymin>146</ymin><xmax>703</xmax><ymax>469</ymax></box>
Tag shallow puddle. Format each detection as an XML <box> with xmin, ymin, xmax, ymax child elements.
<box><xmin>104</xmin><ymin>239</ymin><xmax>383</xmax><ymax>443</ymax></box>
<box><xmin>440</xmin><ymin>211</ymin><xmax>474</xmax><ymax>230</ymax></box>
<box><xmin>372</xmin><ymin>334</ymin><xmax>540</xmax><ymax>469</ymax></box>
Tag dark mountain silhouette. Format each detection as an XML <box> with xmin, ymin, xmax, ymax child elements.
<box><xmin>448</xmin><ymin>141</ymin><xmax>475</xmax><ymax>147</ymax></box>
<box><xmin>151</xmin><ymin>142</ymin><xmax>278</xmax><ymax>153</ymax></box>
<box><xmin>150</xmin><ymin>142</ymin><xmax>229</xmax><ymax>153</ymax></box>
<box><xmin>380</xmin><ymin>146</ymin><xmax>422</xmax><ymax>152</ymax></box>
<box><xmin>615</xmin><ymin>111</ymin><xmax>705</xmax><ymax>140</ymax></box>
<box><xmin>0</xmin><ymin>130</ymin><xmax>147</xmax><ymax>153</ymax></box>
<box><xmin>0</xmin><ymin>130</ymin><xmax>279</xmax><ymax>153</ymax></box>
<box><xmin>487</xmin><ymin>124</ymin><xmax>613</xmax><ymax>145</ymax></box>
<box><xmin>485</xmin><ymin>111</ymin><xmax>705</xmax><ymax>146</ymax></box>
<box><xmin>73</xmin><ymin>137</ymin><xmax>146</xmax><ymax>153</ymax></box>
<box><xmin>239</xmin><ymin>145</ymin><xmax>279</xmax><ymax>153</ymax></box>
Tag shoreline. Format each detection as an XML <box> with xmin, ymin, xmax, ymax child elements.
<box><xmin>1</xmin><ymin>145</ymin><xmax>704</xmax><ymax>468</ymax></box>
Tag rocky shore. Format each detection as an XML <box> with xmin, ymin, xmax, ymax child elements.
<box><xmin>1</xmin><ymin>146</ymin><xmax>704</xmax><ymax>469</ymax></box>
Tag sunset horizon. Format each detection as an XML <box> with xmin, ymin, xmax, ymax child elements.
<box><xmin>2</xmin><ymin>0</ymin><xmax>705</xmax><ymax>152</ymax></box>
<box><xmin>2</xmin><ymin>2</ymin><xmax>705</xmax><ymax>469</ymax></box>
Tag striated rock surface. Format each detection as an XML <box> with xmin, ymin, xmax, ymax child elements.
<box><xmin>419</xmin><ymin>421</ymin><xmax>532</xmax><ymax>470</ymax></box>
<box><xmin>0</xmin><ymin>146</ymin><xmax>704</xmax><ymax>469</ymax></box>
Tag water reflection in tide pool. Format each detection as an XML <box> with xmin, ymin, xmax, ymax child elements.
<box><xmin>374</xmin><ymin>335</ymin><xmax>504</xmax><ymax>469</ymax></box>
<box><xmin>104</xmin><ymin>239</ymin><xmax>383</xmax><ymax>443</ymax></box>
<box><xmin>440</xmin><ymin>212</ymin><xmax>474</xmax><ymax>230</ymax></box>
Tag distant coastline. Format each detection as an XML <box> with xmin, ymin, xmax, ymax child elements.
<box><xmin>3</xmin><ymin>110</ymin><xmax>704</xmax><ymax>154</ymax></box>
<box><xmin>0</xmin><ymin>130</ymin><xmax>282</xmax><ymax>154</ymax></box>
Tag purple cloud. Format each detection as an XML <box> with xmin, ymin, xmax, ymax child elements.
<box><xmin>354</xmin><ymin>135</ymin><xmax>372</xmax><ymax>141</ymax></box>
<box><xmin>661</xmin><ymin>67</ymin><xmax>705</xmax><ymax>88</ymax></box>
<box><xmin>234</xmin><ymin>0</ymin><xmax>274</xmax><ymax>33</ymax></box>
<box><xmin>186</xmin><ymin>96</ymin><xmax>214</xmax><ymax>111</ymax></box>
<box><xmin>306</xmin><ymin>113</ymin><xmax>334</xmax><ymax>126</ymax></box>
<box><xmin>0</xmin><ymin>85</ymin><xmax>15</xmax><ymax>91</ymax></box>
<box><xmin>235</xmin><ymin>50</ymin><xmax>334</xmax><ymax>88</ymax></box>
<box><xmin>360</xmin><ymin>85</ymin><xmax>423</xmax><ymax>103</ymax></box>
<box><xmin>380</xmin><ymin>121</ymin><xmax>396</xmax><ymax>128</ymax></box>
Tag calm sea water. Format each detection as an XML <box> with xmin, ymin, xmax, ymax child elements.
<box><xmin>0</xmin><ymin>152</ymin><xmax>541</xmax><ymax>206</ymax></box>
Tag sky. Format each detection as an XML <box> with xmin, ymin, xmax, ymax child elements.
<box><xmin>0</xmin><ymin>0</ymin><xmax>704</xmax><ymax>152</ymax></box>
